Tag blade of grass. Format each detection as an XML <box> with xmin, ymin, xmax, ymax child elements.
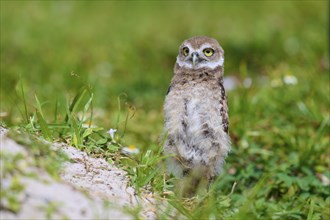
<box><xmin>307</xmin><ymin>199</ymin><xmax>315</xmax><ymax>220</ymax></box>
<box><xmin>47</xmin><ymin>123</ymin><xmax>70</xmax><ymax>129</ymax></box>
<box><xmin>34</xmin><ymin>95</ymin><xmax>45</xmax><ymax>118</ymax></box>
<box><xmin>81</xmin><ymin>92</ymin><xmax>94</xmax><ymax>127</ymax></box>
<box><xmin>54</xmin><ymin>96</ymin><xmax>58</xmax><ymax>123</ymax></box>
<box><xmin>234</xmin><ymin>174</ymin><xmax>270</xmax><ymax>219</ymax></box>
<box><xmin>19</xmin><ymin>79</ymin><xmax>29</xmax><ymax>123</ymax></box>
<box><xmin>121</xmin><ymin>104</ymin><xmax>136</xmax><ymax>138</ymax></box>
<box><xmin>116</xmin><ymin>93</ymin><xmax>127</xmax><ymax>129</ymax></box>
<box><xmin>69</xmin><ymin>86</ymin><xmax>88</xmax><ymax>114</ymax></box>
<box><xmin>69</xmin><ymin>113</ymin><xmax>82</xmax><ymax>147</ymax></box>
<box><xmin>65</xmin><ymin>85</ymin><xmax>92</xmax><ymax>123</ymax></box>
<box><xmin>35</xmin><ymin>94</ymin><xmax>51</xmax><ymax>140</ymax></box>
<box><xmin>60</xmin><ymin>86</ymin><xmax>92</xmax><ymax>137</ymax></box>
<box><xmin>36</xmin><ymin>111</ymin><xmax>51</xmax><ymax>141</ymax></box>
<box><xmin>167</xmin><ymin>196</ymin><xmax>193</xmax><ymax>218</ymax></box>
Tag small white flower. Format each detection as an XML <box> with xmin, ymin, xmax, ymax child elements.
<box><xmin>283</xmin><ymin>75</ymin><xmax>298</xmax><ymax>85</ymax></box>
<box><xmin>107</xmin><ymin>128</ymin><xmax>117</xmax><ymax>139</ymax></box>
<box><xmin>317</xmin><ymin>173</ymin><xmax>330</xmax><ymax>186</ymax></box>
<box><xmin>122</xmin><ymin>145</ymin><xmax>140</xmax><ymax>155</ymax></box>
<box><xmin>243</xmin><ymin>77</ymin><xmax>252</xmax><ymax>88</ymax></box>
<box><xmin>224</xmin><ymin>76</ymin><xmax>239</xmax><ymax>91</ymax></box>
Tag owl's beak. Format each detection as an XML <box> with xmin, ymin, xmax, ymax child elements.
<box><xmin>192</xmin><ymin>52</ymin><xmax>199</xmax><ymax>68</ymax></box>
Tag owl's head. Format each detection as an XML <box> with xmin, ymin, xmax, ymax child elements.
<box><xmin>176</xmin><ymin>36</ymin><xmax>224</xmax><ymax>70</ymax></box>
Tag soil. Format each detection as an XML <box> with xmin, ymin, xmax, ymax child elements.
<box><xmin>0</xmin><ymin>127</ymin><xmax>155</xmax><ymax>219</ymax></box>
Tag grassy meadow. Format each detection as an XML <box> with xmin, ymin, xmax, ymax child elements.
<box><xmin>1</xmin><ymin>1</ymin><xmax>329</xmax><ymax>219</ymax></box>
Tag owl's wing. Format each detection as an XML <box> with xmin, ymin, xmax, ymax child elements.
<box><xmin>219</xmin><ymin>81</ymin><xmax>229</xmax><ymax>134</ymax></box>
<box><xmin>166</xmin><ymin>84</ymin><xmax>172</xmax><ymax>95</ymax></box>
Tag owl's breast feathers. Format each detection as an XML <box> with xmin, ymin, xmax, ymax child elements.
<box><xmin>166</xmin><ymin>65</ymin><xmax>229</xmax><ymax>134</ymax></box>
<box><xmin>164</xmin><ymin>67</ymin><xmax>230</xmax><ymax>178</ymax></box>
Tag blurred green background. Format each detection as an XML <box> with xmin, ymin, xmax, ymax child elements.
<box><xmin>1</xmin><ymin>1</ymin><xmax>329</xmax><ymax>218</ymax></box>
<box><xmin>1</xmin><ymin>1</ymin><xmax>328</xmax><ymax>145</ymax></box>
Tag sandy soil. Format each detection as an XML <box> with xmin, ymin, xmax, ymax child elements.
<box><xmin>0</xmin><ymin>127</ymin><xmax>155</xmax><ymax>219</ymax></box>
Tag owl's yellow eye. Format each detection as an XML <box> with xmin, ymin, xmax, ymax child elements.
<box><xmin>203</xmin><ymin>48</ymin><xmax>214</xmax><ymax>57</ymax></box>
<box><xmin>182</xmin><ymin>47</ymin><xmax>189</xmax><ymax>56</ymax></box>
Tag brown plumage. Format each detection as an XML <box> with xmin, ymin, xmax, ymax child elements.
<box><xmin>163</xmin><ymin>36</ymin><xmax>230</xmax><ymax>194</ymax></box>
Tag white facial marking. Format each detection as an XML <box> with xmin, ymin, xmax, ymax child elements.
<box><xmin>176</xmin><ymin>43</ymin><xmax>224</xmax><ymax>69</ymax></box>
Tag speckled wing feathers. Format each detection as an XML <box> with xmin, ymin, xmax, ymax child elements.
<box><xmin>219</xmin><ymin>77</ymin><xmax>229</xmax><ymax>134</ymax></box>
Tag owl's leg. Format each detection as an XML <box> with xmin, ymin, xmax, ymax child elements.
<box><xmin>207</xmin><ymin>175</ymin><xmax>217</xmax><ymax>191</ymax></box>
<box><xmin>176</xmin><ymin>166</ymin><xmax>210</xmax><ymax>198</ymax></box>
<box><xmin>183</xmin><ymin>169</ymin><xmax>190</xmax><ymax>176</ymax></box>
<box><xmin>165</xmin><ymin>157</ymin><xmax>185</xmax><ymax>178</ymax></box>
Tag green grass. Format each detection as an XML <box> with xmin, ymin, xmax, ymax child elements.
<box><xmin>1</xmin><ymin>1</ymin><xmax>329</xmax><ymax>219</ymax></box>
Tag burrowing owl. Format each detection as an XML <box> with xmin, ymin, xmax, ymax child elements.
<box><xmin>164</xmin><ymin>36</ymin><xmax>230</xmax><ymax>189</ymax></box>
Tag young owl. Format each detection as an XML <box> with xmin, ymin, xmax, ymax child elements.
<box><xmin>164</xmin><ymin>36</ymin><xmax>230</xmax><ymax>190</ymax></box>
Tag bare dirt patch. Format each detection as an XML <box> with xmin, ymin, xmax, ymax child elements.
<box><xmin>0</xmin><ymin>128</ymin><xmax>155</xmax><ymax>219</ymax></box>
